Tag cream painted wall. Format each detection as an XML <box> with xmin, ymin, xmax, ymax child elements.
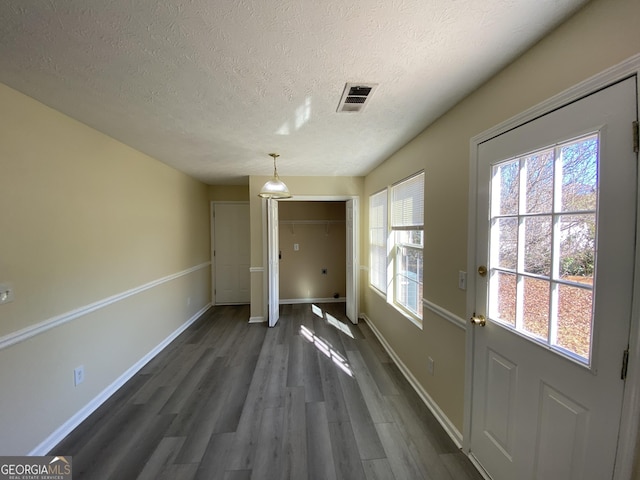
<box><xmin>362</xmin><ymin>0</ymin><xmax>639</xmax><ymax>443</ymax></box>
<box><xmin>279</xmin><ymin>201</ymin><xmax>346</xmax><ymax>300</ymax></box>
<box><xmin>0</xmin><ymin>84</ymin><xmax>211</xmax><ymax>454</ymax></box>
<box><xmin>248</xmin><ymin>176</ymin><xmax>363</xmax><ymax>320</ymax></box>
<box><xmin>208</xmin><ymin>184</ymin><xmax>249</xmax><ymax>202</ymax></box>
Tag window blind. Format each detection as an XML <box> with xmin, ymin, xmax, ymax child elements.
<box><xmin>369</xmin><ymin>189</ymin><xmax>388</xmax><ymax>293</ymax></box>
<box><xmin>391</xmin><ymin>172</ymin><xmax>424</xmax><ymax>230</ymax></box>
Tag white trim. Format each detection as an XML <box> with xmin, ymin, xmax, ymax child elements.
<box><xmin>362</xmin><ymin>313</ymin><xmax>463</xmax><ymax>447</ymax></box>
<box><xmin>280</xmin><ymin>297</ymin><xmax>346</xmax><ymax>305</ymax></box>
<box><xmin>464</xmin><ymin>54</ymin><xmax>640</xmax><ymax>479</ymax></box>
<box><xmin>471</xmin><ymin>54</ymin><xmax>640</xmax><ymax>146</ymax></box>
<box><xmin>250</xmin><ymin>266</ymin><xmax>264</xmax><ymax>273</ymax></box>
<box><xmin>0</xmin><ymin>262</ymin><xmax>211</xmax><ymax>351</ymax></box>
<box><xmin>422</xmin><ymin>298</ymin><xmax>466</xmax><ymax>330</ymax></box>
<box><xmin>248</xmin><ymin>316</ymin><xmax>266</xmax><ymax>324</ymax></box>
<box><xmin>29</xmin><ymin>303</ymin><xmax>212</xmax><ymax>456</ymax></box>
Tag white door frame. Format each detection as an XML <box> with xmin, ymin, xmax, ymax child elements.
<box><xmin>262</xmin><ymin>195</ymin><xmax>360</xmax><ymax>325</ymax></box>
<box><xmin>464</xmin><ymin>54</ymin><xmax>640</xmax><ymax>479</ymax></box>
<box><xmin>210</xmin><ymin>200</ymin><xmax>250</xmax><ymax>306</ymax></box>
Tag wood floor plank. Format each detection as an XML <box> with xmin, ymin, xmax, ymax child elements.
<box><xmin>194</xmin><ymin>432</ymin><xmax>234</xmax><ymax>480</ymax></box>
<box><xmin>213</xmin><ymin>357</ymin><xmax>260</xmax><ymax>433</ymax></box>
<box><xmin>224</xmin><ymin>471</ymin><xmax>252</xmax><ymax>480</ymax></box>
<box><xmin>337</xmin><ymin>370</ymin><xmax>386</xmax><ymax>460</ymax></box>
<box><xmin>264</xmin><ymin>343</ymin><xmax>288</xmax><ymax>408</ymax></box>
<box><xmin>302</xmin><ymin>337</ymin><xmax>325</xmax><ymax>403</ymax></box>
<box><xmin>362</xmin><ymin>458</ymin><xmax>397</xmax><ymax>480</ymax></box>
<box><xmin>156</xmin><ymin>464</ymin><xmax>199</xmax><ymax>480</ymax></box>
<box><xmin>328</xmin><ymin>421</ymin><xmax>367</xmax><ymax>480</ymax></box>
<box><xmin>385</xmin><ymin>394</ymin><xmax>456</xmax><ymax>480</ymax></box>
<box><xmin>281</xmin><ymin>386</ymin><xmax>307</xmax><ymax>480</ymax></box>
<box><xmin>250</xmin><ymin>406</ymin><xmax>284</xmax><ymax>480</ymax></box>
<box><xmin>317</xmin><ymin>350</ymin><xmax>351</xmax><ymax>423</ymax></box>
<box><xmin>347</xmin><ymin>350</ymin><xmax>394</xmax><ymax>423</ymax></box>
<box><xmin>376</xmin><ymin>421</ymin><xmax>426</xmax><ymax>480</ymax></box>
<box><xmin>159</xmin><ymin>347</ymin><xmax>221</xmax><ymax>415</ymax></box>
<box><xmin>355</xmin><ymin>340</ymin><xmax>399</xmax><ymax>395</ymax></box>
<box><xmin>441</xmin><ymin>452</ymin><xmax>486</xmax><ymax>480</ymax></box>
<box><xmin>225</xmin><ymin>327</ymin><xmax>279</xmax><ymax>470</ymax></box>
<box><xmin>306</xmin><ymin>402</ymin><xmax>337</xmax><ymax>480</ymax></box>
<box><xmin>136</xmin><ymin>436</ymin><xmax>186</xmax><ymax>480</ymax></box>
<box><xmin>286</xmin><ymin>334</ymin><xmax>304</xmax><ymax>387</ymax></box>
<box><xmin>383</xmin><ymin>361</ymin><xmax>460</xmax><ymax>454</ymax></box>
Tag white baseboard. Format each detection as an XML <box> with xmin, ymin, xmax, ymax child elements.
<box><xmin>248</xmin><ymin>316</ymin><xmax>266</xmax><ymax>323</ymax></box>
<box><xmin>280</xmin><ymin>297</ymin><xmax>346</xmax><ymax>304</ymax></box>
<box><xmin>29</xmin><ymin>303</ymin><xmax>212</xmax><ymax>456</ymax></box>
<box><xmin>361</xmin><ymin>313</ymin><xmax>463</xmax><ymax>447</ymax></box>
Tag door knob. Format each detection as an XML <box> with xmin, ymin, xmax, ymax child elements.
<box><xmin>470</xmin><ymin>314</ymin><xmax>486</xmax><ymax>327</ymax></box>
<box><xmin>478</xmin><ymin>265</ymin><xmax>487</xmax><ymax>277</ymax></box>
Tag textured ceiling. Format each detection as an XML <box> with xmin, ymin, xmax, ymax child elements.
<box><xmin>0</xmin><ymin>0</ymin><xmax>588</xmax><ymax>185</ymax></box>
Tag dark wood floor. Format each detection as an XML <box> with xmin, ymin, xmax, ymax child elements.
<box><xmin>52</xmin><ymin>303</ymin><xmax>483</xmax><ymax>480</ymax></box>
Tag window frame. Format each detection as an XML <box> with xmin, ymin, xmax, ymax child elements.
<box><xmin>368</xmin><ymin>171</ymin><xmax>425</xmax><ymax>326</ymax></box>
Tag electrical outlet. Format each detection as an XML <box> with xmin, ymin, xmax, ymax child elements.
<box><xmin>294</xmin><ymin>243</ymin><xmax>300</xmax><ymax>251</ymax></box>
<box><xmin>74</xmin><ymin>366</ymin><xmax>85</xmax><ymax>386</ymax></box>
<box><xmin>458</xmin><ymin>271</ymin><xmax>467</xmax><ymax>290</ymax></box>
<box><xmin>0</xmin><ymin>283</ymin><xmax>14</xmax><ymax>305</ymax></box>
<box><xmin>428</xmin><ymin>357</ymin><xmax>434</xmax><ymax>375</ymax></box>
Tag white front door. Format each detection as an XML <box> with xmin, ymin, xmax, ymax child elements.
<box><xmin>469</xmin><ymin>77</ymin><xmax>637</xmax><ymax>480</ymax></box>
<box><xmin>267</xmin><ymin>198</ymin><xmax>280</xmax><ymax>327</ymax></box>
<box><xmin>213</xmin><ymin>203</ymin><xmax>250</xmax><ymax>304</ymax></box>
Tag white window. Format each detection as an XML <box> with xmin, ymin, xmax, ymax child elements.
<box><xmin>369</xmin><ymin>172</ymin><xmax>424</xmax><ymax>323</ymax></box>
<box><xmin>391</xmin><ymin>173</ymin><xmax>424</xmax><ymax>319</ymax></box>
<box><xmin>369</xmin><ymin>189</ymin><xmax>388</xmax><ymax>294</ymax></box>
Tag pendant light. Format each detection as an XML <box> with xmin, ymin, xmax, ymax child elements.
<box><xmin>258</xmin><ymin>153</ymin><xmax>292</xmax><ymax>199</ymax></box>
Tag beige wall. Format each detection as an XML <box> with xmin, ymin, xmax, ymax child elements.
<box><xmin>208</xmin><ymin>184</ymin><xmax>249</xmax><ymax>202</ymax></box>
<box><xmin>362</xmin><ymin>0</ymin><xmax>640</xmax><ymax>440</ymax></box>
<box><xmin>248</xmin><ymin>175</ymin><xmax>364</xmax><ymax>319</ymax></box>
<box><xmin>279</xmin><ymin>201</ymin><xmax>346</xmax><ymax>300</ymax></box>
<box><xmin>0</xmin><ymin>84</ymin><xmax>211</xmax><ymax>454</ymax></box>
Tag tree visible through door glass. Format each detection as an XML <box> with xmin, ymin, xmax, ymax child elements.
<box><xmin>489</xmin><ymin>134</ymin><xmax>598</xmax><ymax>363</ymax></box>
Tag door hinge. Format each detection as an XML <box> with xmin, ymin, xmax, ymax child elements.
<box><xmin>621</xmin><ymin>348</ymin><xmax>630</xmax><ymax>380</ymax></box>
<box><xmin>633</xmin><ymin>121</ymin><xmax>639</xmax><ymax>154</ymax></box>
<box><xmin>213</xmin><ymin>250</ymin><xmax>216</xmax><ymax>257</ymax></box>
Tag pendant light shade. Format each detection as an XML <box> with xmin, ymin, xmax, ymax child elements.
<box><xmin>258</xmin><ymin>153</ymin><xmax>292</xmax><ymax>199</ymax></box>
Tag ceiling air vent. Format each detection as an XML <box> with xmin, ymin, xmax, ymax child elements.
<box><xmin>337</xmin><ymin>83</ymin><xmax>378</xmax><ymax>113</ymax></box>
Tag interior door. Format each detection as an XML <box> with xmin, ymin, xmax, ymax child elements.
<box><xmin>345</xmin><ymin>198</ymin><xmax>358</xmax><ymax>324</ymax></box>
<box><xmin>469</xmin><ymin>77</ymin><xmax>637</xmax><ymax>480</ymax></box>
<box><xmin>213</xmin><ymin>203</ymin><xmax>250</xmax><ymax>304</ymax></box>
<box><xmin>267</xmin><ymin>198</ymin><xmax>280</xmax><ymax>327</ymax></box>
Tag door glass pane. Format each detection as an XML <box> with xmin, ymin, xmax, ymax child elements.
<box><xmin>496</xmin><ymin>217</ymin><xmax>517</xmax><ymax>270</ymax></box>
<box><xmin>560</xmin><ymin>135</ymin><xmax>598</xmax><ymax>212</ymax></box>
<box><xmin>524</xmin><ymin>216</ymin><xmax>552</xmax><ymax>277</ymax></box>
<box><xmin>488</xmin><ymin>133</ymin><xmax>598</xmax><ymax>364</ymax></box>
<box><xmin>525</xmin><ymin>149</ymin><xmax>554</xmax><ymax>213</ymax></box>
<box><xmin>556</xmin><ymin>284</ymin><xmax>592</xmax><ymax>359</ymax></box>
<box><xmin>494</xmin><ymin>160</ymin><xmax>519</xmax><ymax>215</ymax></box>
<box><xmin>491</xmin><ymin>272</ymin><xmax>516</xmax><ymax>327</ymax></box>
<box><xmin>522</xmin><ymin>277</ymin><xmax>549</xmax><ymax>340</ymax></box>
<box><xmin>559</xmin><ymin>214</ymin><xmax>595</xmax><ymax>285</ymax></box>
